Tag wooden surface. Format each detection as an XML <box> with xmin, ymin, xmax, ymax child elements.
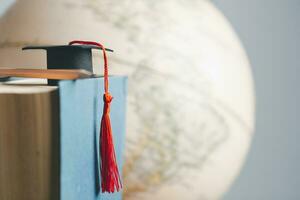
<box><xmin>0</xmin><ymin>68</ymin><xmax>93</xmax><ymax>80</ymax></box>
<box><xmin>0</xmin><ymin>89</ymin><xmax>60</xmax><ymax>200</ymax></box>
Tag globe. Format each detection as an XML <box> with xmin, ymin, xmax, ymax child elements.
<box><xmin>0</xmin><ymin>0</ymin><xmax>255</xmax><ymax>199</ymax></box>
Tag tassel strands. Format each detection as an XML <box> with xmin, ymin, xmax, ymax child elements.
<box><xmin>69</xmin><ymin>40</ymin><xmax>122</xmax><ymax>193</ymax></box>
<box><xmin>100</xmin><ymin>93</ymin><xmax>122</xmax><ymax>192</ymax></box>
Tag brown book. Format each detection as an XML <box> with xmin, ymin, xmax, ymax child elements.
<box><xmin>0</xmin><ymin>81</ymin><xmax>59</xmax><ymax>200</ymax></box>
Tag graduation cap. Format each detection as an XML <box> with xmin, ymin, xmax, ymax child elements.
<box><xmin>22</xmin><ymin>45</ymin><xmax>113</xmax><ymax>72</ymax></box>
<box><xmin>21</xmin><ymin>44</ymin><xmax>113</xmax><ymax>85</ymax></box>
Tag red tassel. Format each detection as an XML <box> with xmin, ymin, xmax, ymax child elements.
<box><xmin>69</xmin><ymin>40</ymin><xmax>122</xmax><ymax>193</ymax></box>
<box><xmin>100</xmin><ymin>93</ymin><xmax>122</xmax><ymax>192</ymax></box>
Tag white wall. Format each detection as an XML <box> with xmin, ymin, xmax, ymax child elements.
<box><xmin>212</xmin><ymin>0</ymin><xmax>300</xmax><ymax>199</ymax></box>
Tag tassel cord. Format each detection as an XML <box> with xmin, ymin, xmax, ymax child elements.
<box><xmin>69</xmin><ymin>40</ymin><xmax>122</xmax><ymax>193</ymax></box>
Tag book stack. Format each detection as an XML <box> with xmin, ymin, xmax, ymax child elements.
<box><xmin>0</xmin><ymin>77</ymin><xmax>127</xmax><ymax>200</ymax></box>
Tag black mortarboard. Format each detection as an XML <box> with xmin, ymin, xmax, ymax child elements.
<box><xmin>22</xmin><ymin>45</ymin><xmax>113</xmax><ymax>85</ymax></box>
<box><xmin>23</xmin><ymin>45</ymin><xmax>113</xmax><ymax>72</ymax></box>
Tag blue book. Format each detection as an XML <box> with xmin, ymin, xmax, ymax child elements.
<box><xmin>59</xmin><ymin>77</ymin><xmax>127</xmax><ymax>200</ymax></box>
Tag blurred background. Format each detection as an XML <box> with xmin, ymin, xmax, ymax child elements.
<box><xmin>0</xmin><ymin>0</ymin><xmax>299</xmax><ymax>199</ymax></box>
<box><xmin>212</xmin><ymin>0</ymin><xmax>300</xmax><ymax>199</ymax></box>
